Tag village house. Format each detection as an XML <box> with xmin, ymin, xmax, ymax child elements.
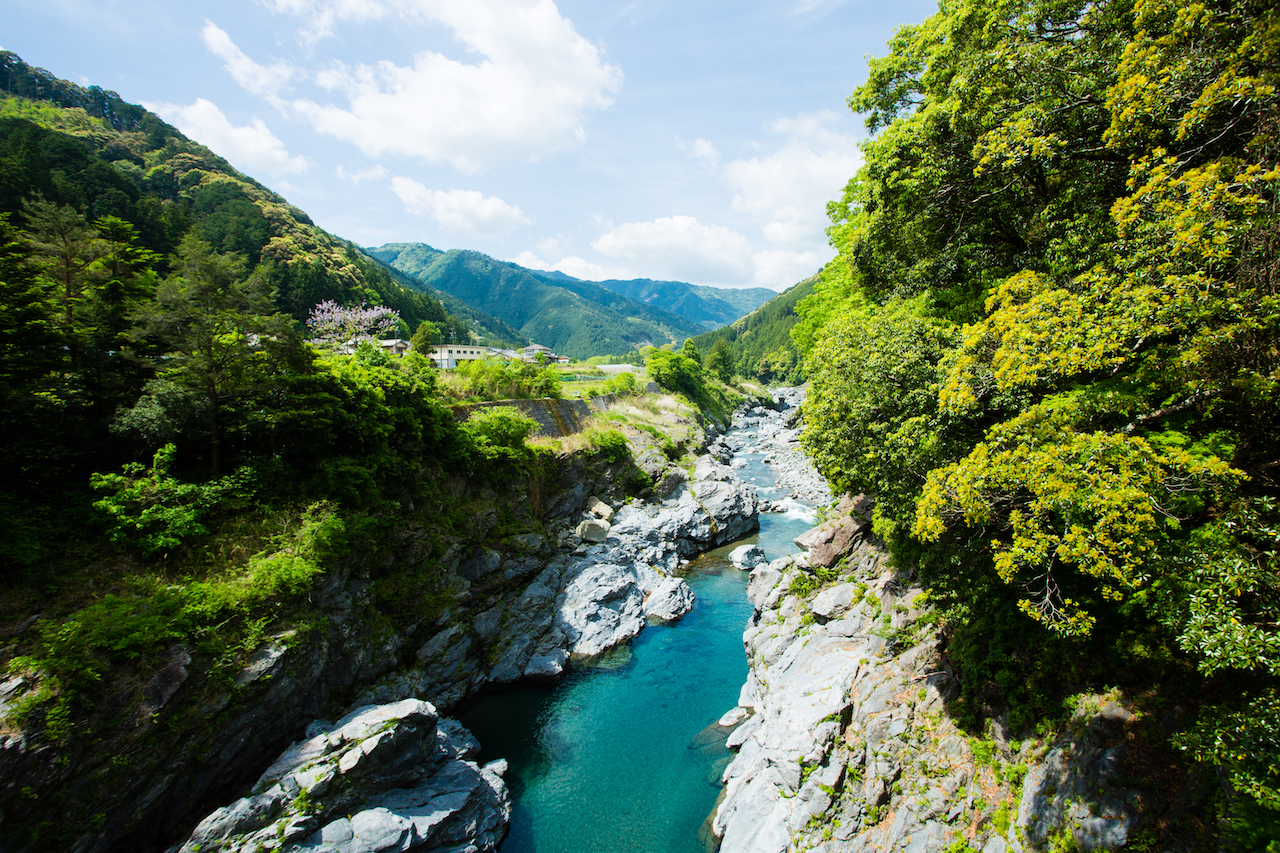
<box><xmin>422</xmin><ymin>344</ymin><xmax>488</xmax><ymax>369</ymax></box>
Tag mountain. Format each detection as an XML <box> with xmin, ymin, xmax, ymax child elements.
<box><xmin>690</xmin><ymin>273</ymin><xmax>818</xmax><ymax>384</ymax></box>
<box><xmin>368</xmin><ymin>242</ymin><xmax>708</xmax><ymax>360</ymax></box>
<box><xmin>586</xmin><ymin>278</ymin><xmax>776</xmax><ymax>329</ymax></box>
<box><xmin>524</xmin><ymin>269</ymin><xmax>776</xmax><ymax>329</ymax></box>
<box><xmin>0</xmin><ymin>51</ymin><xmax>521</xmax><ymax>348</ymax></box>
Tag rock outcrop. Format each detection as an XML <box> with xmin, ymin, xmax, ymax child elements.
<box><xmin>0</xmin><ymin>391</ymin><xmax>765</xmax><ymax>853</ymax></box>
<box><xmin>356</xmin><ymin>453</ymin><xmax>759</xmax><ymax>706</ymax></box>
<box><xmin>172</xmin><ymin>699</ymin><xmax>509</xmax><ymax>853</ymax></box>
<box><xmin>713</xmin><ymin>507</ymin><xmax>1149</xmax><ymax>853</ymax></box>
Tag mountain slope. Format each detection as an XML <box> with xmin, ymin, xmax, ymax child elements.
<box><xmin>0</xmin><ymin>51</ymin><xmax>520</xmax><ymax>347</ymax></box>
<box><xmin>368</xmin><ymin>242</ymin><xmax>706</xmax><ymax>359</ymax></box>
<box><xmin>587</xmin><ymin>277</ymin><xmax>776</xmax><ymax>329</ymax></box>
<box><xmin>691</xmin><ymin>273</ymin><xmax>817</xmax><ymax>384</ymax></box>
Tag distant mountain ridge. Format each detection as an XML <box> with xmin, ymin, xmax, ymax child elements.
<box><xmin>368</xmin><ymin>242</ymin><xmax>715</xmax><ymax>360</ymax></box>
<box><xmin>589</xmin><ymin>278</ymin><xmax>775</xmax><ymax>329</ymax></box>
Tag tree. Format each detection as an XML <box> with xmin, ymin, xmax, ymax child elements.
<box><xmin>705</xmin><ymin>338</ymin><xmax>733</xmax><ymax>383</ymax></box>
<box><xmin>132</xmin><ymin>234</ymin><xmax>298</xmax><ymax>475</ymax></box>
<box><xmin>24</xmin><ymin>198</ymin><xmax>107</xmax><ymax>333</ymax></box>
<box><xmin>802</xmin><ymin>298</ymin><xmax>959</xmax><ymax>536</ymax></box>
<box><xmin>0</xmin><ymin>212</ymin><xmax>59</xmax><ymax>399</ymax></box>
<box><xmin>646</xmin><ymin>350</ymin><xmax>703</xmax><ymax>399</ymax></box>
<box><xmin>306</xmin><ymin>299</ymin><xmax>401</xmax><ymax>349</ymax></box>
<box><xmin>410</xmin><ymin>320</ymin><xmax>440</xmax><ymax>353</ymax></box>
<box><xmin>801</xmin><ymin>0</ymin><xmax>1280</xmax><ymax>826</ymax></box>
<box><xmin>680</xmin><ymin>338</ymin><xmax>702</xmax><ymax>366</ymax></box>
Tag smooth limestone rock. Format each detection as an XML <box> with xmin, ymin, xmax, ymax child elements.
<box><xmin>715</xmin><ymin>497</ymin><xmax>1147</xmax><ymax>853</ymax></box>
<box><xmin>576</xmin><ymin>518</ymin><xmax>611</xmax><ymax>543</ymax></box>
<box><xmin>174</xmin><ymin>698</ymin><xmax>509</xmax><ymax>853</ymax></box>
<box><xmin>729</xmin><ymin>544</ymin><xmax>768</xmax><ymax>570</ymax></box>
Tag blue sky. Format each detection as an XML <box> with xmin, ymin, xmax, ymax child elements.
<box><xmin>3</xmin><ymin>0</ymin><xmax>936</xmax><ymax>290</ymax></box>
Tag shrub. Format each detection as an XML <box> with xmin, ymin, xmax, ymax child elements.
<box><xmin>586</xmin><ymin>428</ymin><xmax>630</xmax><ymax>464</ymax></box>
<box><xmin>90</xmin><ymin>444</ymin><xmax>254</xmax><ymax>555</ymax></box>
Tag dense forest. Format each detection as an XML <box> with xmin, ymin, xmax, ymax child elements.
<box><xmin>689</xmin><ymin>273</ymin><xmax>817</xmax><ymax>385</ymax></box>
<box><xmin>793</xmin><ymin>0</ymin><xmax>1278</xmax><ymax>846</ymax></box>
<box><xmin>0</xmin><ymin>52</ymin><xmax>574</xmax><ymax>848</ymax></box>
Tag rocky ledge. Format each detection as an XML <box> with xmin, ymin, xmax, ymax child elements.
<box><xmin>172</xmin><ymin>698</ymin><xmax>509</xmax><ymax>853</ymax></box>
<box><xmin>356</xmin><ymin>452</ymin><xmax>759</xmax><ymax>710</ymax></box>
<box><xmin>174</xmin><ymin>452</ymin><xmax>760</xmax><ymax>853</ymax></box>
<box><xmin>712</xmin><ymin>502</ymin><xmax>1148</xmax><ymax>853</ymax></box>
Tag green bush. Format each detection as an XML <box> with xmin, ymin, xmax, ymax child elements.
<box><xmin>90</xmin><ymin>444</ymin><xmax>254</xmax><ymax>555</ymax></box>
<box><xmin>462</xmin><ymin>407</ymin><xmax>538</xmax><ymax>451</ymax></box>
<box><xmin>586</xmin><ymin>428</ymin><xmax>630</xmax><ymax>464</ymax></box>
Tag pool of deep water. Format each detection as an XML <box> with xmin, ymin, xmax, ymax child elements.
<box><xmin>458</xmin><ymin>439</ymin><xmax>818</xmax><ymax>853</ymax></box>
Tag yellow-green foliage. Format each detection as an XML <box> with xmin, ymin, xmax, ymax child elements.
<box><xmin>800</xmin><ymin>0</ymin><xmax>1280</xmax><ymax>830</ymax></box>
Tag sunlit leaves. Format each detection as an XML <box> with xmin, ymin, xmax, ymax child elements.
<box><xmin>802</xmin><ymin>298</ymin><xmax>959</xmax><ymax>532</ymax></box>
<box><xmin>916</xmin><ymin>401</ymin><xmax>1241</xmax><ymax>634</ymax></box>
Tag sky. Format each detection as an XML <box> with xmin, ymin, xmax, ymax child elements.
<box><xmin>3</xmin><ymin>0</ymin><xmax>937</xmax><ymax>291</ymax></box>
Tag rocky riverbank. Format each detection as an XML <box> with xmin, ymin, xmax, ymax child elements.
<box><xmin>164</xmin><ymin>399</ymin><xmax>761</xmax><ymax>853</ymax></box>
<box><xmin>706</xmin><ymin>388</ymin><xmax>1147</xmax><ymax>853</ymax></box>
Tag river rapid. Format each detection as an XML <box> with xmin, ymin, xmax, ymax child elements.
<box><xmin>460</xmin><ymin>404</ymin><xmax>822</xmax><ymax>853</ymax></box>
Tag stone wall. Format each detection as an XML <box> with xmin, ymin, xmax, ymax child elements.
<box><xmin>451</xmin><ymin>386</ymin><xmax>660</xmax><ymax>438</ymax></box>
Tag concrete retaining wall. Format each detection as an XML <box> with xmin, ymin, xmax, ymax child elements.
<box><xmin>451</xmin><ymin>384</ymin><xmax>663</xmax><ymax>438</ymax></box>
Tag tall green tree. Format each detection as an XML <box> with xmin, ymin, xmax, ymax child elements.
<box><xmin>24</xmin><ymin>198</ymin><xmax>107</xmax><ymax>334</ymax></box>
<box><xmin>705</xmin><ymin>338</ymin><xmax>733</xmax><ymax>383</ymax></box>
<box><xmin>801</xmin><ymin>0</ymin><xmax>1280</xmax><ymax>829</ymax></box>
<box><xmin>131</xmin><ymin>235</ymin><xmax>299</xmax><ymax>475</ymax></box>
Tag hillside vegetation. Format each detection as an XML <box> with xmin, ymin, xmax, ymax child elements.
<box><xmin>794</xmin><ymin>0</ymin><xmax>1279</xmax><ymax>846</ymax></box>
<box><xmin>690</xmin><ymin>273</ymin><xmax>817</xmax><ymax>385</ymax></box>
<box><xmin>369</xmin><ymin>241</ymin><xmax>709</xmax><ymax>359</ymax></box>
<box><xmin>0</xmin><ymin>54</ymin><xmax>590</xmax><ymax>847</ymax></box>
<box><xmin>580</xmin><ymin>276</ymin><xmax>775</xmax><ymax>329</ymax></box>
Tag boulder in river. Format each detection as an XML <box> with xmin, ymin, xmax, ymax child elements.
<box><xmin>174</xmin><ymin>698</ymin><xmax>509</xmax><ymax>853</ymax></box>
<box><xmin>729</xmin><ymin>544</ymin><xmax>768</xmax><ymax>570</ymax></box>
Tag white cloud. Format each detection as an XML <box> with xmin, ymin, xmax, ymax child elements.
<box><xmin>255</xmin><ymin>0</ymin><xmax>391</xmax><ymax>44</ymax></box>
<box><xmin>391</xmin><ymin>177</ymin><xmax>530</xmax><ymax>234</ymax></box>
<box><xmin>227</xmin><ymin>0</ymin><xmax>622</xmax><ymax>171</ymax></box>
<box><xmin>202</xmin><ymin>21</ymin><xmax>295</xmax><ymax>104</ymax></box>
<box><xmin>593</xmin><ymin>215</ymin><xmax>755</xmax><ymax>285</ymax></box>
<box><xmin>691</xmin><ymin>138</ymin><xmax>719</xmax><ymax>167</ymax></box>
<box><xmin>149</xmin><ymin>98</ymin><xmax>310</xmax><ymax>176</ymax></box>
<box><xmin>336</xmin><ymin>163</ymin><xmax>388</xmax><ymax>183</ymax></box>
<box><xmin>510</xmin><ymin>251</ymin><xmax>633</xmax><ymax>282</ymax></box>
<box><xmin>724</xmin><ymin>109</ymin><xmax>860</xmax><ymax>250</ymax></box>
<box><xmin>750</xmin><ymin>248</ymin><xmax>824</xmax><ymax>289</ymax></box>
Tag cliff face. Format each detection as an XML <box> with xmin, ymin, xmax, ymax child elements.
<box><xmin>0</xmin><ymin>393</ymin><xmax>761</xmax><ymax>853</ymax></box>
<box><xmin>714</xmin><ymin>503</ymin><xmax>1151</xmax><ymax>853</ymax></box>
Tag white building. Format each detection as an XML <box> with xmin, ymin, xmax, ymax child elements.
<box><xmin>424</xmin><ymin>344</ymin><xmax>488</xmax><ymax>369</ymax></box>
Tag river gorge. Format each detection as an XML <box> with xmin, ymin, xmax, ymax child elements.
<box><xmin>80</xmin><ymin>387</ymin><xmax>1143</xmax><ymax>853</ymax></box>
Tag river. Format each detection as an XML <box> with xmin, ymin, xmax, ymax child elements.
<box><xmin>459</xmin><ymin>433</ymin><xmax>819</xmax><ymax>853</ymax></box>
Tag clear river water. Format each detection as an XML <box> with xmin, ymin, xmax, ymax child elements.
<box><xmin>459</xmin><ymin>439</ymin><xmax>819</xmax><ymax>853</ymax></box>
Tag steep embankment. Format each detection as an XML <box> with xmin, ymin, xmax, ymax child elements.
<box><xmin>707</xmin><ymin>392</ymin><xmax>1152</xmax><ymax>853</ymax></box>
<box><xmin>167</xmin><ymin>443</ymin><xmax>760</xmax><ymax>853</ymax></box>
<box><xmin>0</xmin><ymin>391</ymin><xmax>761</xmax><ymax>853</ymax></box>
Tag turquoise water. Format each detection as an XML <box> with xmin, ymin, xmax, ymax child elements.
<box><xmin>459</xmin><ymin>444</ymin><xmax>817</xmax><ymax>853</ymax></box>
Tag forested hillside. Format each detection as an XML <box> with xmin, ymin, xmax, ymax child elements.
<box><xmin>795</xmin><ymin>0</ymin><xmax>1279</xmax><ymax>846</ymax></box>
<box><xmin>369</xmin><ymin>241</ymin><xmax>707</xmax><ymax>359</ymax></box>
<box><xmin>689</xmin><ymin>274</ymin><xmax>817</xmax><ymax>384</ymax></box>
<box><xmin>582</xmin><ymin>276</ymin><xmax>775</xmax><ymax>329</ymax></box>
<box><xmin>0</xmin><ymin>51</ymin><xmax>591</xmax><ymax>851</ymax></box>
<box><xmin>0</xmin><ymin>51</ymin><xmax>520</xmax><ymax>347</ymax></box>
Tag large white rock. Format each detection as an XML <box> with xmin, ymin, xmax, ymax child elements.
<box><xmin>729</xmin><ymin>544</ymin><xmax>768</xmax><ymax>570</ymax></box>
<box><xmin>177</xmin><ymin>699</ymin><xmax>510</xmax><ymax>853</ymax></box>
<box><xmin>644</xmin><ymin>576</ymin><xmax>695</xmax><ymax>621</ymax></box>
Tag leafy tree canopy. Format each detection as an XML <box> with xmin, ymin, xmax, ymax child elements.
<box><xmin>798</xmin><ymin>0</ymin><xmax>1280</xmax><ymax>832</ymax></box>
